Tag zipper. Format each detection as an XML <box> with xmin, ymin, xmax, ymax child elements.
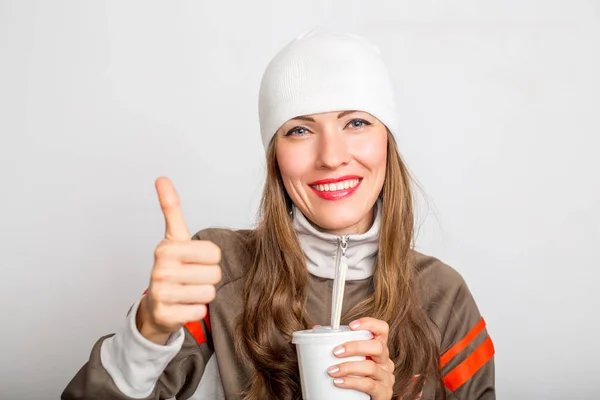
<box><xmin>331</xmin><ymin>235</ymin><xmax>349</xmax><ymax>329</ymax></box>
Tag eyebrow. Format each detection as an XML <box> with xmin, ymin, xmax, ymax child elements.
<box><xmin>291</xmin><ymin>110</ymin><xmax>358</xmax><ymax>123</ymax></box>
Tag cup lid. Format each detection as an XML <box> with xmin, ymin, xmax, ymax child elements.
<box><xmin>292</xmin><ymin>325</ymin><xmax>373</xmax><ymax>344</ymax></box>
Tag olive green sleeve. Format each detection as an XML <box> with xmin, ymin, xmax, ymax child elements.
<box><xmin>61</xmin><ymin>301</ymin><xmax>213</xmax><ymax>400</ymax></box>
<box><xmin>416</xmin><ymin>253</ymin><xmax>496</xmax><ymax>399</ymax></box>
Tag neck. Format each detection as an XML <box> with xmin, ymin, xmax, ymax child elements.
<box><xmin>292</xmin><ymin>199</ymin><xmax>382</xmax><ymax>280</ymax></box>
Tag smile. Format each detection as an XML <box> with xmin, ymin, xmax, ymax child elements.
<box><xmin>308</xmin><ymin>176</ymin><xmax>363</xmax><ymax>200</ymax></box>
<box><xmin>310</xmin><ymin>178</ymin><xmax>360</xmax><ymax>192</ymax></box>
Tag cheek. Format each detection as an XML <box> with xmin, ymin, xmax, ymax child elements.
<box><xmin>351</xmin><ymin>132</ymin><xmax>388</xmax><ymax>175</ymax></box>
<box><xmin>275</xmin><ymin>143</ymin><xmax>312</xmax><ymax>185</ymax></box>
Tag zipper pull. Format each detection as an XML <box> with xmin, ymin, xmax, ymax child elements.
<box><xmin>340</xmin><ymin>235</ymin><xmax>348</xmax><ymax>256</ymax></box>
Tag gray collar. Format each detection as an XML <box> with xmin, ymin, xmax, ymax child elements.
<box><xmin>292</xmin><ymin>199</ymin><xmax>381</xmax><ymax>280</ymax></box>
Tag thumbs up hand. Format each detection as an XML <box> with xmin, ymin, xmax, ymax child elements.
<box><xmin>136</xmin><ymin>177</ymin><xmax>222</xmax><ymax>344</ymax></box>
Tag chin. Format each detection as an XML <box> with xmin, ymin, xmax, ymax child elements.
<box><xmin>310</xmin><ymin>208</ymin><xmax>364</xmax><ymax>233</ymax></box>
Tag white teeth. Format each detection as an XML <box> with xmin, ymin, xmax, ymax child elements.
<box><xmin>312</xmin><ymin>179</ymin><xmax>361</xmax><ymax>192</ymax></box>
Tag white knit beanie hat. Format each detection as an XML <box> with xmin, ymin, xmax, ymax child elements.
<box><xmin>258</xmin><ymin>28</ymin><xmax>399</xmax><ymax>150</ymax></box>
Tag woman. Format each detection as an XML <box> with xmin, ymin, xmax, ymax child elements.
<box><xmin>63</xmin><ymin>29</ymin><xmax>495</xmax><ymax>400</ymax></box>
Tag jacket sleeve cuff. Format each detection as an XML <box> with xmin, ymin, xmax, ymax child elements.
<box><xmin>100</xmin><ymin>297</ymin><xmax>185</xmax><ymax>398</ymax></box>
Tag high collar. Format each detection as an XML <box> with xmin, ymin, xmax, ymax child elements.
<box><xmin>292</xmin><ymin>199</ymin><xmax>381</xmax><ymax>280</ymax></box>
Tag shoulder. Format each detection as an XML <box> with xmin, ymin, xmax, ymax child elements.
<box><xmin>412</xmin><ymin>249</ymin><xmax>468</xmax><ymax>308</ymax></box>
<box><xmin>192</xmin><ymin>227</ymin><xmax>255</xmax><ymax>287</ymax></box>
<box><xmin>411</xmin><ymin>249</ymin><xmax>483</xmax><ymax>348</ymax></box>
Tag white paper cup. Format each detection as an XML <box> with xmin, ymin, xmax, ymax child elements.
<box><xmin>292</xmin><ymin>326</ymin><xmax>373</xmax><ymax>400</ymax></box>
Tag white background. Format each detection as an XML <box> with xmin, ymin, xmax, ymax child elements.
<box><xmin>1</xmin><ymin>1</ymin><xmax>599</xmax><ymax>399</ymax></box>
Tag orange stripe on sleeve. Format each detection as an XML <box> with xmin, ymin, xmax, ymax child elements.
<box><xmin>185</xmin><ymin>321</ymin><xmax>207</xmax><ymax>345</ymax></box>
<box><xmin>440</xmin><ymin>317</ymin><xmax>486</xmax><ymax>368</ymax></box>
<box><xmin>443</xmin><ymin>336</ymin><xmax>495</xmax><ymax>392</ymax></box>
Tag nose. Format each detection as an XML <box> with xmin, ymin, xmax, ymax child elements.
<box><xmin>315</xmin><ymin>129</ymin><xmax>351</xmax><ymax>170</ymax></box>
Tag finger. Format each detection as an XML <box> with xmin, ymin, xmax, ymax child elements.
<box><xmin>333</xmin><ymin>339</ymin><xmax>389</xmax><ymax>365</ymax></box>
<box><xmin>154</xmin><ymin>284</ymin><xmax>216</xmax><ymax>304</ymax></box>
<box><xmin>349</xmin><ymin>317</ymin><xmax>389</xmax><ymax>341</ymax></box>
<box><xmin>387</xmin><ymin>359</ymin><xmax>395</xmax><ymax>373</ymax></box>
<box><xmin>153</xmin><ymin>264</ymin><xmax>222</xmax><ymax>285</ymax></box>
<box><xmin>155</xmin><ymin>240</ymin><xmax>222</xmax><ymax>264</ymax></box>
<box><xmin>154</xmin><ymin>303</ymin><xmax>207</xmax><ymax>326</ymax></box>
<box><xmin>327</xmin><ymin>360</ymin><xmax>387</xmax><ymax>383</ymax></box>
<box><xmin>332</xmin><ymin>376</ymin><xmax>391</xmax><ymax>399</ymax></box>
<box><xmin>155</xmin><ymin>177</ymin><xmax>190</xmax><ymax>241</ymax></box>
<box><xmin>312</xmin><ymin>324</ymin><xmax>322</xmax><ymax>329</ymax></box>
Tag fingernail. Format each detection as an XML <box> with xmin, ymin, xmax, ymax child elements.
<box><xmin>333</xmin><ymin>346</ymin><xmax>345</xmax><ymax>355</ymax></box>
<box><xmin>333</xmin><ymin>378</ymin><xmax>344</xmax><ymax>385</ymax></box>
<box><xmin>349</xmin><ymin>320</ymin><xmax>360</xmax><ymax>329</ymax></box>
<box><xmin>327</xmin><ymin>366</ymin><xmax>340</xmax><ymax>374</ymax></box>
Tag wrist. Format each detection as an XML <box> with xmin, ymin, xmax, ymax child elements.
<box><xmin>136</xmin><ymin>296</ymin><xmax>172</xmax><ymax>345</ymax></box>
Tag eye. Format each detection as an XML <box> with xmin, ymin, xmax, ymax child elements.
<box><xmin>284</xmin><ymin>126</ymin><xmax>310</xmax><ymax>137</ymax></box>
<box><xmin>346</xmin><ymin>118</ymin><xmax>372</xmax><ymax>129</ymax></box>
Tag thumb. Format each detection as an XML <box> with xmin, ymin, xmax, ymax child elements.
<box><xmin>155</xmin><ymin>177</ymin><xmax>191</xmax><ymax>241</ymax></box>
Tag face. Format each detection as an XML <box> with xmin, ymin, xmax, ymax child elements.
<box><xmin>275</xmin><ymin>110</ymin><xmax>388</xmax><ymax>236</ymax></box>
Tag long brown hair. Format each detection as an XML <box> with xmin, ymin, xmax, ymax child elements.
<box><xmin>235</xmin><ymin>131</ymin><xmax>440</xmax><ymax>399</ymax></box>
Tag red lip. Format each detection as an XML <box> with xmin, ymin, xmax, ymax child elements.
<box><xmin>308</xmin><ymin>175</ymin><xmax>362</xmax><ymax>186</ymax></box>
<box><xmin>309</xmin><ymin>176</ymin><xmax>363</xmax><ymax>201</ymax></box>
